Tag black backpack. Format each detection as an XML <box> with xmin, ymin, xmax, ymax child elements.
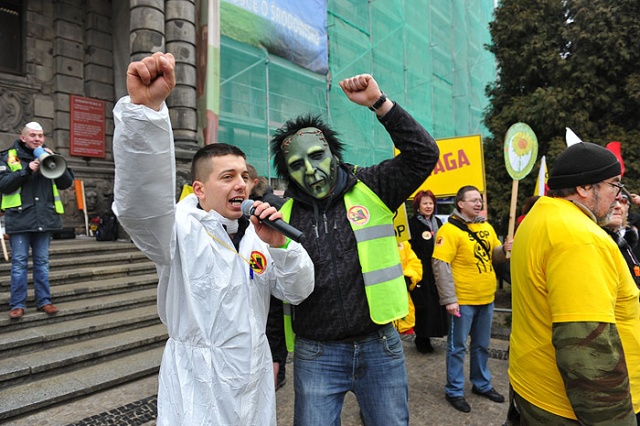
<box><xmin>95</xmin><ymin>211</ymin><xmax>119</xmax><ymax>241</ymax></box>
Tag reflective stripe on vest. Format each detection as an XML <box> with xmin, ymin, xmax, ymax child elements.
<box><xmin>1</xmin><ymin>148</ymin><xmax>64</xmax><ymax>214</ymax></box>
<box><xmin>280</xmin><ymin>181</ymin><xmax>408</xmax><ymax>325</ymax></box>
<box><xmin>343</xmin><ymin>182</ymin><xmax>407</xmax><ymax>324</ymax></box>
<box><xmin>52</xmin><ymin>185</ymin><xmax>64</xmax><ymax>214</ymax></box>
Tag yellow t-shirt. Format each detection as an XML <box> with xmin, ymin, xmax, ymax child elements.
<box><xmin>394</xmin><ymin>241</ymin><xmax>423</xmax><ymax>333</ymax></box>
<box><xmin>432</xmin><ymin>220</ymin><xmax>501</xmax><ymax>305</ymax></box>
<box><xmin>510</xmin><ymin>196</ymin><xmax>640</xmax><ymax>419</ymax></box>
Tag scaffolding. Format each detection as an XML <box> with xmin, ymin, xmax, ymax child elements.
<box><xmin>218</xmin><ymin>0</ymin><xmax>497</xmax><ymax>179</ymax></box>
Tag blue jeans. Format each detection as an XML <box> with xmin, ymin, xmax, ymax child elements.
<box><xmin>9</xmin><ymin>232</ymin><xmax>52</xmax><ymax>309</ymax></box>
<box><xmin>294</xmin><ymin>323</ymin><xmax>409</xmax><ymax>426</ymax></box>
<box><xmin>445</xmin><ymin>303</ymin><xmax>494</xmax><ymax>397</ymax></box>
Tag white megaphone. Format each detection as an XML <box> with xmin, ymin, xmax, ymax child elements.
<box><xmin>33</xmin><ymin>147</ymin><xmax>67</xmax><ymax>180</ymax></box>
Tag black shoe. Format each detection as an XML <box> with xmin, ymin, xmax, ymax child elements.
<box><xmin>415</xmin><ymin>337</ymin><xmax>434</xmax><ymax>353</ymax></box>
<box><xmin>445</xmin><ymin>394</ymin><xmax>471</xmax><ymax>413</ymax></box>
<box><xmin>472</xmin><ymin>386</ymin><xmax>505</xmax><ymax>403</ymax></box>
<box><xmin>275</xmin><ymin>377</ymin><xmax>287</xmax><ymax>391</ymax></box>
<box><xmin>276</xmin><ymin>362</ymin><xmax>287</xmax><ymax>388</ymax></box>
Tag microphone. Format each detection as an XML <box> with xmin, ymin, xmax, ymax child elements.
<box><xmin>241</xmin><ymin>199</ymin><xmax>304</xmax><ymax>243</ymax></box>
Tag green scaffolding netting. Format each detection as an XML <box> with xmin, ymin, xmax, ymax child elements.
<box><xmin>217</xmin><ymin>0</ymin><xmax>496</xmax><ymax>180</ymax></box>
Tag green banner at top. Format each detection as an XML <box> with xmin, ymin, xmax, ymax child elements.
<box><xmin>221</xmin><ymin>0</ymin><xmax>328</xmax><ymax>74</ymax></box>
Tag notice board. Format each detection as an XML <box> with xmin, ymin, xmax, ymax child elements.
<box><xmin>70</xmin><ymin>95</ymin><xmax>105</xmax><ymax>158</ymax></box>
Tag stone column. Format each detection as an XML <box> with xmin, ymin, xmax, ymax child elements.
<box><xmin>165</xmin><ymin>0</ymin><xmax>198</xmax><ymax>147</ymax></box>
<box><xmin>129</xmin><ymin>0</ymin><xmax>165</xmax><ymax>62</ymax></box>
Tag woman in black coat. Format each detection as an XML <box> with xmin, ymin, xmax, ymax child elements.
<box><xmin>408</xmin><ymin>190</ymin><xmax>449</xmax><ymax>353</ymax></box>
<box><xmin>602</xmin><ymin>194</ymin><xmax>640</xmax><ymax>289</ymax></box>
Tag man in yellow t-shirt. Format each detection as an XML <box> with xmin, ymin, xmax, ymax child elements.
<box><xmin>510</xmin><ymin>142</ymin><xmax>640</xmax><ymax>425</ymax></box>
<box><xmin>432</xmin><ymin>185</ymin><xmax>511</xmax><ymax>413</ymax></box>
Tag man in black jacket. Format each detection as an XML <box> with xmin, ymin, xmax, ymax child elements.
<box><xmin>247</xmin><ymin>163</ymin><xmax>289</xmax><ymax>391</ymax></box>
<box><xmin>0</xmin><ymin>122</ymin><xmax>75</xmax><ymax>319</ymax></box>
<box><xmin>271</xmin><ymin>74</ymin><xmax>439</xmax><ymax>426</ymax></box>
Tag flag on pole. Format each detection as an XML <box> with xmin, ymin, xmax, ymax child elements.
<box><xmin>534</xmin><ymin>155</ymin><xmax>548</xmax><ymax>196</ymax></box>
<box><xmin>605</xmin><ymin>141</ymin><xmax>625</xmax><ymax>178</ymax></box>
<box><xmin>74</xmin><ymin>179</ymin><xmax>85</xmax><ymax>211</ymax></box>
<box><xmin>74</xmin><ymin>179</ymin><xmax>89</xmax><ymax>235</ymax></box>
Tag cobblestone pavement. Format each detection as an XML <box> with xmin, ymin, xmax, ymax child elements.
<box><xmin>6</xmin><ymin>336</ymin><xmax>510</xmax><ymax>426</ymax></box>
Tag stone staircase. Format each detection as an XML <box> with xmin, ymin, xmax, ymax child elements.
<box><xmin>0</xmin><ymin>237</ymin><xmax>164</xmax><ymax>422</ymax></box>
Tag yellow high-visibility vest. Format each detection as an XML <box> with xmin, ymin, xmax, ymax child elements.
<box><xmin>1</xmin><ymin>149</ymin><xmax>64</xmax><ymax>214</ymax></box>
<box><xmin>280</xmin><ymin>181</ymin><xmax>408</xmax><ymax>349</ymax></box>
<box><xmin>340</xmin><ymin>181</ymin><xmax>408</xmax><ymax>324</ymax></box>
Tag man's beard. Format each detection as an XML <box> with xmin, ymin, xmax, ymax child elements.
<box><xmin>592</xmin><ymin>189</ymin><xmax>615</xmax><ymax>226</ymax></box>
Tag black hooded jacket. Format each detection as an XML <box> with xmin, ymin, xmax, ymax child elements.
<box><xmin>604</xmin><ymin>226</ymin><xmax>640</xmax><ymax>289</ymax></box>
<box><xmin>284</xmin><ymin>103</ymin><xmax>439</xmax><ymax>341</ymax></box>
<box><xmin>0</xmin><ymin>140</ymin><xmax>74</xmax><ymax>234</ymax></box>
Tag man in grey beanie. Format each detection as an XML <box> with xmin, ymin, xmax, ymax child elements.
<box><xmin>509</xmin><ymin>142</ymin><xmax>640</xmax><ymax>424</ymax></box>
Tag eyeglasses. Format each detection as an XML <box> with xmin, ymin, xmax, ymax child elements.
<box><xmin>620</xmin><ymin>197</ymin><xmax>629</xmax><ymax>205</ymax></box>
<box><xmin>605</xmin><ymin>181</ymin><xmax>625</xmax><ymax>197</ymax></box>
<box><xmin>463</xmin><ymin>198</ymin><xmax>483</xmax><ymax>205</ymax></box>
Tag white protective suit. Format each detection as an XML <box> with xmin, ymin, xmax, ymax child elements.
<box><xmin>112</xmin><ymin>97</ymin><xmax>315</xmax><ymax>425</ymax></box>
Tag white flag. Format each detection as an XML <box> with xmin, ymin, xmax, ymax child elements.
<box><xmin>565</xmin><ymin>127</ymin><xmax>582</xmax><ymax>146</ymax></box>
<box><xmin>534</xmin><ymin>155</ymin><xmax>547</xmax><ymax>196</ymax></box>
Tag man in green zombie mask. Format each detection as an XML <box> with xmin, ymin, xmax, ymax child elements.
<box><xmin>272</xmin><ymin>74</ymin><xmax>440</xmax><ymax>426</ymax></box>
<box><xmin>282</xmin><ymin>128</ymin><xmax>338</xmax><ymax>200</ymax></box>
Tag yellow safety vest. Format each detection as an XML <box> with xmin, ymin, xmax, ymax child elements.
<box><xmin>1</xmin><ymin>149</ymin><xmax>64</xmax><ymax>214</ymax></box>
<box><xmin>341</xmin><ymin>181</ymin><xmax>408</xmax><ymax>323</ymax></box>
<box><xmin>280</xmin><ymin>181</ymin><xmax>408</xmax><ymax>349</ymax></box>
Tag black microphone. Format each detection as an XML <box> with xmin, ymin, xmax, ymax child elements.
<box><xmin>241</xmin><ymin>199</ymin><xmax>304</xmax><ymax>243</ymax></box>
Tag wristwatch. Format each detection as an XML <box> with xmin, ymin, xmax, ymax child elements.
<box><xmin>368</xmin><ymin>92</ymin><xmax>387</xmax><ymax>111</ymax></box>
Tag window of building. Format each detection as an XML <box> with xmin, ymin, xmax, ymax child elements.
<box><xmin>0</xmin><ymin>0</ymin><xmax>23</xmax><ymax>75</ymax></box>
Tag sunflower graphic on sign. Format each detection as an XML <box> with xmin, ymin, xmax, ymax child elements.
<box><xmin>504</xmin><ymin>123</ymin><xmax>538</xmax><ymax>181</ymax></box>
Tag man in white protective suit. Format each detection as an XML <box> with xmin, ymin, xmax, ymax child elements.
<box><xmin>111</xmin><ymin>52</ymin><xmax>315</xmax><ymax>425</ymax></box>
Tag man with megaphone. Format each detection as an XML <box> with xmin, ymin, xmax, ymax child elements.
<box><xmin>0</xmin><ymin>121</ymin><xmax>75</xmax><ymax>319</ymax></box>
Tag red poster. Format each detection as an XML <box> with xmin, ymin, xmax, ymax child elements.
<box><xmin>70</xmin><ymin>95</ymin><xmax>105</xmax><ymax>158</ymax></box>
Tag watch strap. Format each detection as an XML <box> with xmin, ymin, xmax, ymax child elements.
<box><xmin>368</xmin><ymin>92</ymin><xmax>387</xmax><ymax>111</ymax></box>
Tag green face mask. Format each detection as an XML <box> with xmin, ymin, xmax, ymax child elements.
<box><xmin>284</xmin><ymin>127</ymin><xmax>338</xmax><ymax>199</ymax></box>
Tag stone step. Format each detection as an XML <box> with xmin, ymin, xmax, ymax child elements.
<box><xmin>0</xmin><ymin>323</ymin><xmax>167</xmax><ymax>384</ymax></box>
<box><xmin>0</xmin><ymin>345</ymin><xmax>164</xmax><ymax>422</ymax></box>
<box><xmin>48</xmin><ymin>260</ymin><xmax>156</xmax><ymax>284</ymax></box>
<box><xmin>0</xmin><ymin>260</ymin><xmax>157</xmax><ymax>289</ymax></box>
<box><xmin>0</xmin><ymin>304</ymin><xmax>160</xmax><ymax>354</ymax></box>
<box><xmin>0</xmin><ymin>249</ymin><xmax>150</xmax><ymax>274</ymax></box>
<box><xmin>0</xmin><ymin>273</ymin><xmax>158</xmax><ymax>310</ymax></box>
<box><xmin>0</xmin><ymin>287</ymin><xmax>157</xmax><ymax>332</ymax></box>
<box><xmin>0</xmin><ymin>237</ymin><xmax>164</xmax><ymax>422</ymax></box>
<box><xmin>0</xmin><ymin>238</ymin><xmax>140</xmax><ymax>258</ymax></box>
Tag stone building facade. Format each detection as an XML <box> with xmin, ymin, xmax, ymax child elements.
<box><xmin>0</xmin><ymin>0</ymin><xmax>198</xmax><ymax>233</ymax></box>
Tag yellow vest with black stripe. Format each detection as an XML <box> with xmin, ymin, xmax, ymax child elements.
<box><xmin>280</xmin><ymin>181</ymin><xmax>408</xmax><ymax>325</ymax></box>
<box><xmin>1</xmin><ymin>149</ymin><xmax>64</xmax><ymax>214</ymax></box>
